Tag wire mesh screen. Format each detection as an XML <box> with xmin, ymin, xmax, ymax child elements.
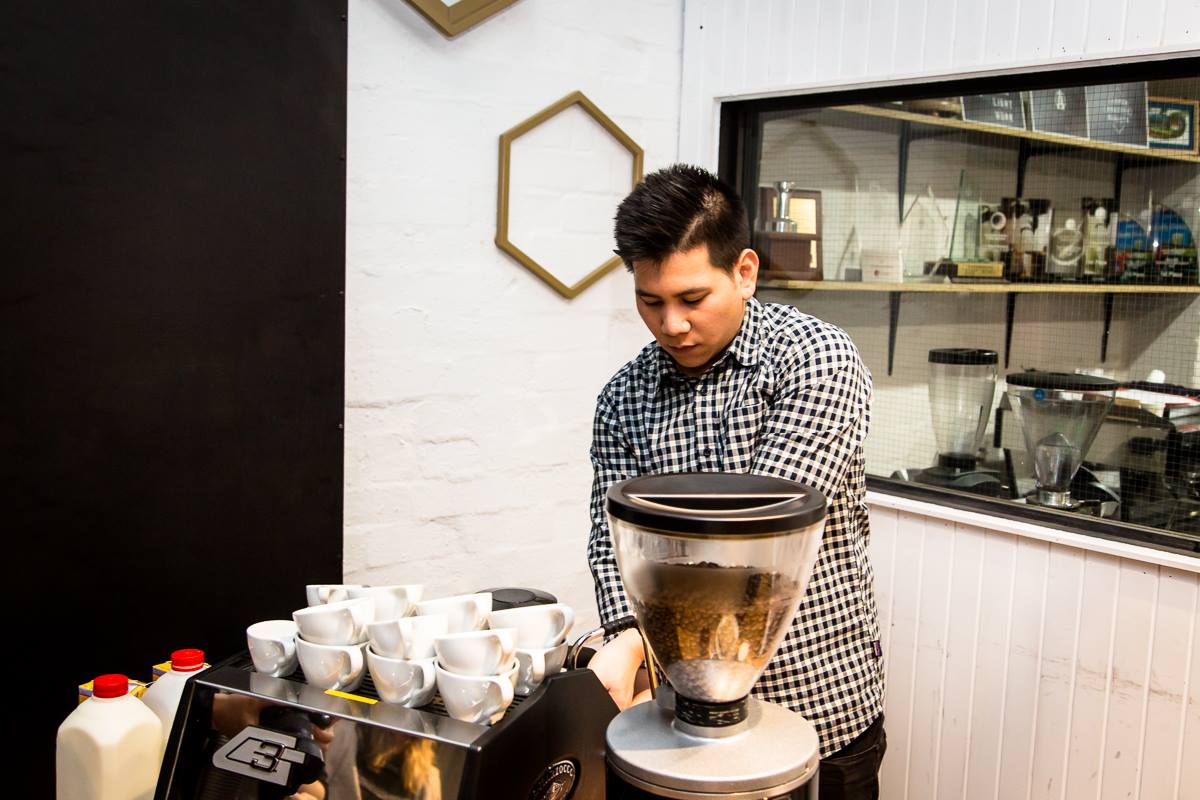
<box><xmin>745</xmin><ymin>76</ymin><xmax>1200</xmax><ymax>544</ymax></box>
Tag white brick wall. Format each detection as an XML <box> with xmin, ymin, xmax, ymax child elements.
<box><xmin>345</xmin><ymin>0</ymin><xmax>682</xmax><ymax>633</ymax></box>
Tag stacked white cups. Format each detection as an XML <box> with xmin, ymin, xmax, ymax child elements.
<box><xmin>487</xmin><ymin>604</ymin><xmax>573</xmax><ymax>696</ymax></box>
<box><xmin>247</xmin><ymin>587</ymin><xmax>572</xmax><ymax>726</ymax></box>
<box><xmin>289</xmin><ymin>583</ymin><xmax>422</xmax><ymax>693</ymax></box>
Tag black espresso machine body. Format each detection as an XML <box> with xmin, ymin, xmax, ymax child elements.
<box><xmin>155</xmin><ymin>650</ymin><xmax>618</xmax><ymax>800</ymax></box>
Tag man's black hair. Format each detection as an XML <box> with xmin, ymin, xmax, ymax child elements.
<box><xmin>613</xmin><ymin>163</ymin><xmax>750</xmax><ymax>272</ymax></box>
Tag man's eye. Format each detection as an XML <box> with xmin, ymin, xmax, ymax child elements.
<box><xmin>640</xmin><ymin>298</ymin><xmax>662</xmax><ymax>307</ymax></box>
<box><xmin>683</xmin><ymin>296</ymin><xmax>705</xmax><ymax>305</ymax></box>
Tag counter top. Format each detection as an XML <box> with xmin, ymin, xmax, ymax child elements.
<box><xmin>867</xmin><ymin>490</ymin><xmax>1200</xmax><ymax>574</ymax></box>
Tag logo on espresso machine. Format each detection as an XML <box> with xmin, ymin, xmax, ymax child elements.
<box><xmin>529</xmin><ymin>759</ymin><xmax>578</xmax><ymax>800</ymax></box>
<box><xmin>212</xmin><ymin>726</ymin><xmax>317</xmax><ymax>787</ymax></box>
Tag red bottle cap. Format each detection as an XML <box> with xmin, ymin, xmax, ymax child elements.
<box><xmin>170</xmin><ymin>649</ymin><xmax>205</xmax><ymax>671</ymax></box>
<box><xmin>93</xmin><ymin>674</ymin><xmax>129</xmax><ymax>699</ymax></box>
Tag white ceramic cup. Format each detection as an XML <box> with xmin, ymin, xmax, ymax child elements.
<box><xmin>367</xmin><ymin>649</ymin><xmax>437</xmax><ymax>707</ymax></box>
<box><xmin>348</xmin><ymin>584</ymin><xmax>424</xmax><ymax>622</ymax></box>
<box><xmin>486</xmin><ymin>603</ymin><xmax>575</xmax><ymax>648</ymax></box>
<box><xmin>436</xmin><ymin>661</ymin><xmax>517</xmax><ymax>725</ymax></box>
<box><xmin>434</xmin><ymin>628</ymin><xmax>517</xmax><ymax>677</ymax></box>
<box><xmin>293</xmin><ymin>597</ymin><xmax>374</xmax><ymax>646</ymax></box>
<box><xmin>247</xmin><ymin>620</ymin><xmax>299</xmax><ymax>677</ymax></box>
<box><xmin>368</xmin><ymin>614</ymin><xmax>449</xmax><ymax>660</ymax></box>
<box><xmin>514</xmin><ymin>643</ymin><xmax>568</xmax><ymax>696</ymax></box>
<box><xmin>296</xmin><ymin>637</ymin><xmax>367</xmax><ymax>692</ymax></box>
<box><xmin>415</xmin><ymin>592</ymin><xmax>492</xmax><ymax>633</ymax></box>
<box><xmin>305</xmin><ymin>584</ymin><xmax>362</xmax><ymax>606</ymax></box>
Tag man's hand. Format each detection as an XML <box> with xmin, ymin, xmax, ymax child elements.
<box><xmin>588</xmin><ymin>628</ymin><xmax>654</xmax><ymax>710</ymax></box>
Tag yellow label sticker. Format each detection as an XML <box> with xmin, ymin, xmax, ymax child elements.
<box><xmin>325</xmin><ymin>690</ymin><xmax>377</xmax><ymax>705</ymax></box>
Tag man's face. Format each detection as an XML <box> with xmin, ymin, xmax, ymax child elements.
<box><xmin>632</xmin><ymin>245</ymin><xmax>759</xmax><ymax>376</ymax></box>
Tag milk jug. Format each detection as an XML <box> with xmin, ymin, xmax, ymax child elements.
<box><xmin>141</xmin><ymin>648</ymin><xmax>206</xmax><ymax>750</ymax></box>
<box><xmin>56</xmin><ymin>673</ymin><xmax>163</xmax><ymax>800</ymax></box>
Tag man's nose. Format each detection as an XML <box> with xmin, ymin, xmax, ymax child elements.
<box><xmin>662</xmin><ymin>307</ymin><xmax>690</xmax><ymax>337</ymax></box>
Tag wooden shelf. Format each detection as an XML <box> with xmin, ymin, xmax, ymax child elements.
<box><xmin>758</xmin><ymin>278</ymin><xmax>1199</xmax><ymax>378</ymax></box>
<box><xmin>838</xmin><ymin>104</ymin><xmax>1200</xmax><ymax>164</ymax></box>
<box><xmin>758</xmin><ymin>279</ymin><xmax>1200</xmax><ymax>294</ymax></box>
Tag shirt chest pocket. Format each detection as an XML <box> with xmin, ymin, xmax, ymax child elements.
<box><xmin>723</xmin><ymin>399</ymin><xmax>767</xmax><ymax>471</ymax></box>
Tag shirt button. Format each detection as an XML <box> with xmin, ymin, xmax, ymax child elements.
<box><xmin>703</xmin><ymin>447</ymin><xmax>712</xmax><ymax>457</ymax></box>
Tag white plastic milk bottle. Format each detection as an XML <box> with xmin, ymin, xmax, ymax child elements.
<box><xmin>56</xmin><ymin>673</ymin><xmax>163</xmax><ymax>800</ymax></box>
<box><xmin>141</xmin><ymin>648</ymin><xmax>206</xmax><ymax>751</ymax></box>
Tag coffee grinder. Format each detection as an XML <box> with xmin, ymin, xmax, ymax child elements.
<box><xmin>603</xmin><ymin>473</ymin><xmax>827</xmax><ymax>799</ymax></box>
<box><xmin>1006</xmin><ymin>371</ymin><xmax>1118</xmax><ymax>509</ymax></box>
<box><xmin>895</xmin><ymin>348</ymin><xmax>1005</xmax><ymax>496</ymax></box>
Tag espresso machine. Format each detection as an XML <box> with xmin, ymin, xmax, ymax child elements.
<box><xmin>894</xmin><ymin>348</ymin><xmax>1007</xmax><ymax>496</ymax></box>
<box><xmin>603</xmin><ymin>473</ymin><xmax>827</xmax><ymax>799</ymax></box>
<box><xmin>154</xmin><ymin>589</ymin><xmax>621</xmax><ymax>800</ymax></box>
<box><xmin>1005</xmin><ymin>371</ymin><xmax>1118</xmax><ymax>510</ymax></box>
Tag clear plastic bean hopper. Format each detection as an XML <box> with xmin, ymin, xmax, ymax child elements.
<box><xmin>1006</xmin><ymin>371</ymin><xmax>1118</xmax><ymax>509</ymax></box>
<box><xmin>603</xmin><ymin>472</ymin><xmax>827</xmax><ymax>800</ymax></box>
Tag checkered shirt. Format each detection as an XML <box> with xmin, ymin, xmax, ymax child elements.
<box><xmin>587</xmin><ymin>297</ymin><xmax>884</xmax><ymax>757</ymax></box>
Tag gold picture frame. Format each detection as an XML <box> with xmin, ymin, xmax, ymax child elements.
<box><xmin>496</xmin><ymin>91</ymin><xmax>644</xmax><ymax>299</ymax></box>
<box><xmin>404</xmin><ymin>0</ymin><xmax>522</xmax><ymax>38</ymax></box>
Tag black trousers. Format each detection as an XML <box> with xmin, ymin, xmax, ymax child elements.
<box><xmin>818</xmin><ymin>715</ymin><xmax>887</xmax><ymax>800</ymax></box>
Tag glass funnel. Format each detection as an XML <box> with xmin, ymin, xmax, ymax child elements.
<box><xmin>606</xmin><ymin>473</ymin><xmax>826</xmax><ymax>708</ymax></box>
<box><xmin>928</xmin><ymin>349</ymin><xmax>998</xmax><ymax>470</ymax></box>
<box><xmin>1006</xmin><ymin>372</ymin><xmax>1117</xmax><ymax>507</ymax></box>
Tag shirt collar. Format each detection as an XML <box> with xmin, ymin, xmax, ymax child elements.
<box><xmin>647</xmin><ymin>298</ymin><xmax>763</xmax><ymax>395</ymax></box>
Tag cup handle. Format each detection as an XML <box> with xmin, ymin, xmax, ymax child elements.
<box><xmin>338</xmin><ymin>647</ymin><xmax>364</xmax><ymax>689</ymax></box>
<box><xmin>560</xmin><ymin>606</ymin><xmax>575</xmax><ymax>637</ymax></box>
<box><xmin>486</xmin><ymin>675</ymin><xmax>514</xmax><ymax>719</ymax></box>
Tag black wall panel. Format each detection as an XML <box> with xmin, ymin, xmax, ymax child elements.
<box><xmin>2</xmin><ymin>2</ymin><xmax>347</xmax><ymax>791</ymax></box>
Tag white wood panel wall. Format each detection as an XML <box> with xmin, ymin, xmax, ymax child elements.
<box><xmin>679</xmin><ymin>0</ymin><xmax>1200</xmax><ymax>165</ymax></box>
<box><xmin>868</xmin><ymin>498</ymin><xmax>1200</xmax><ymax>800</ymax></box>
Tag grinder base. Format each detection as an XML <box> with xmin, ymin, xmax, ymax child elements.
<box><xmin>605</xmin><ymin>691</ymin><xmax>819</xmax><ymax>799</ymax></box>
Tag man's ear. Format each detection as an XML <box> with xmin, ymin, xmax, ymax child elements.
<box><xmin>735</xmin><ymin>249</ymin><xmax>759</xmax><ymax>298</ymax></box>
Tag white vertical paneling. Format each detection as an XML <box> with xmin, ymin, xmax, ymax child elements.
<box><xmin>983</xmin><ymin>0</ymin><xmax>1020</xmax><ymax>63</ymax></box>
<box><xmin>867</xmin><ymin>506</ymin><xmax>900</xmax><ymax>660</ymax></box>
<box><xmin>1138</xmin><ymin>568</ymin><xmax>1197</xmax><ymax>799</ymax></box>
<box><xmin>1064</xmin><ymin>552</ymin><xmax>1121</xmax><ymax>798</ymax></box>
<box><xmin>837</xmin><ymin>0</ymin><xmax>870</xmax><ymax>78</ymax></box>
<box><xmin>765</xmin><ymin>0</ymin><xmax>794</xmax><ymax>87</ymax></box>
<box><xmin>742</xmin><ymin>0</ymin><xmax>770</xmax><ymax>88</ymax></box>
<box><xmin>921</xmin><ymin>0</ymin><xmax>958</xmax><ymax>71</ymax></box>
<box><xmin>1098</xmin><ymin>561</ymin><xmax>1157</xmax><ymax>800</ymax></box>
<box><xmin>863</xmin><ymin>500</ymin><xmax>1199</xmax><ymax>800</ymax></box>
<box><xmin>1029</xmin><ymin>543</ymin><xmax>1088</xmax><ymax>800</ymax></box>
<box><xmin>1123</xmin><ymin>0</ymin><xmax>1167</xmax><ymax>49</ymax></box>
<box><xmin>678</xmin><ymin>0</ymin><xmax>707</xmax><ymax>168</ymax></box>
<box><xmin>878</xmin><ymin>509</ymin><xmax>926</xmax><ymax>796</ymax></box>
<box><xmin>905</xmin><ymin>518</ymin><xmax>955</xmax><ymax>798</ymax></box>
<box><xmin>997</xmin><ymin>538</ymin><xmax>1051</xmax><ymax>800</ymax></box>
<box><xmin>813</xmin><ymin>0</ymin><xmax>843</xmax><ymax>83</ymax></box>
<box><xmin>1015</xmin><ymin>0</ymin><xmax>1056</xmax><ymax>59</ymax></box>
<box><xmin>1162</xmin><ymin>0</ymin><xmax>1200</xmax><ymax>47</ymax></box>
<box><xmin>962</xmin><ymin>530</ymin><xmax>1019</xmax><ymax>799</ymax></box>
<box><xmin>789</xmin><ymin>0</ymin><xmax>821</xmax><ymax>86</ymax></box>
<box><xmin>891</xmin><ymin>0</ymin><xmax>928</xmax><ymax>74</ymax></box>
<box><xmin>1086</xmin><ymin>0</ymin><xmax>1128</xmax><ymax>53</ymax></box>
<box><xmin>1178</xmin><ymin>578</ymin><xmax>1200</xmax><ymax>797</ymax></box>
<box><xmin>950</xmin><ymin>0</ymin><xmax>988</xmax><ymax>68</ymax></box>
<box><xmin>934</xmin><ymin>523</ymin><xmax>987</xmax><ymax>800</ymax></box>
<box><xmin>1051</xmin><ymin>0</ymin><xmax>1092</xmax><ymax>57</ymax></box>
<box><xmin>720</xmin><ymin>0</ymin><xmax>748</xmax><ymax>96</ymax></box>
<box><xmin>866</xmin><ymin>0</ymin><xmax>900</xmax><ymax>76</ymax></box>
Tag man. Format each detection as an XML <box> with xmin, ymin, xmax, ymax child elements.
<box><xmin>586</xmin><ymin>164</ymin><xmax>886</xmax><ymax>799</ymax></box>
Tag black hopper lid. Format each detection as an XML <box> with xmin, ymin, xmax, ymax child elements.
<box><xmin>1006</xmin><ymin>371</ymin><xmax>1118</xmax><ymax>392</ymax></box>
<box><xmin>606</xmin><ymin>472</ymin><xmax>826</xmax><ymax>537</ymax></box>
<box><xmin>928</xmin><ymin>348</ymin><xmax>998</xmax><ymax>365</ymax></box>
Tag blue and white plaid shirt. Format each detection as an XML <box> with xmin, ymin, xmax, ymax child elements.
<box><xmin>587</xmin><ymin>297</ymin><xmax>884</xmax><ymax>757</ymax></box>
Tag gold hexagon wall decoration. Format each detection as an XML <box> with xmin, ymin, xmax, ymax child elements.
<box><xmin>404</xmin><ymin>0</ymin><xmax>522</xmax><ymax>38</ymax></box>
<box><xmin>496</xmin><ymin>91</ymin><xmax>644</xmax><ymax>300</ymax></box>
